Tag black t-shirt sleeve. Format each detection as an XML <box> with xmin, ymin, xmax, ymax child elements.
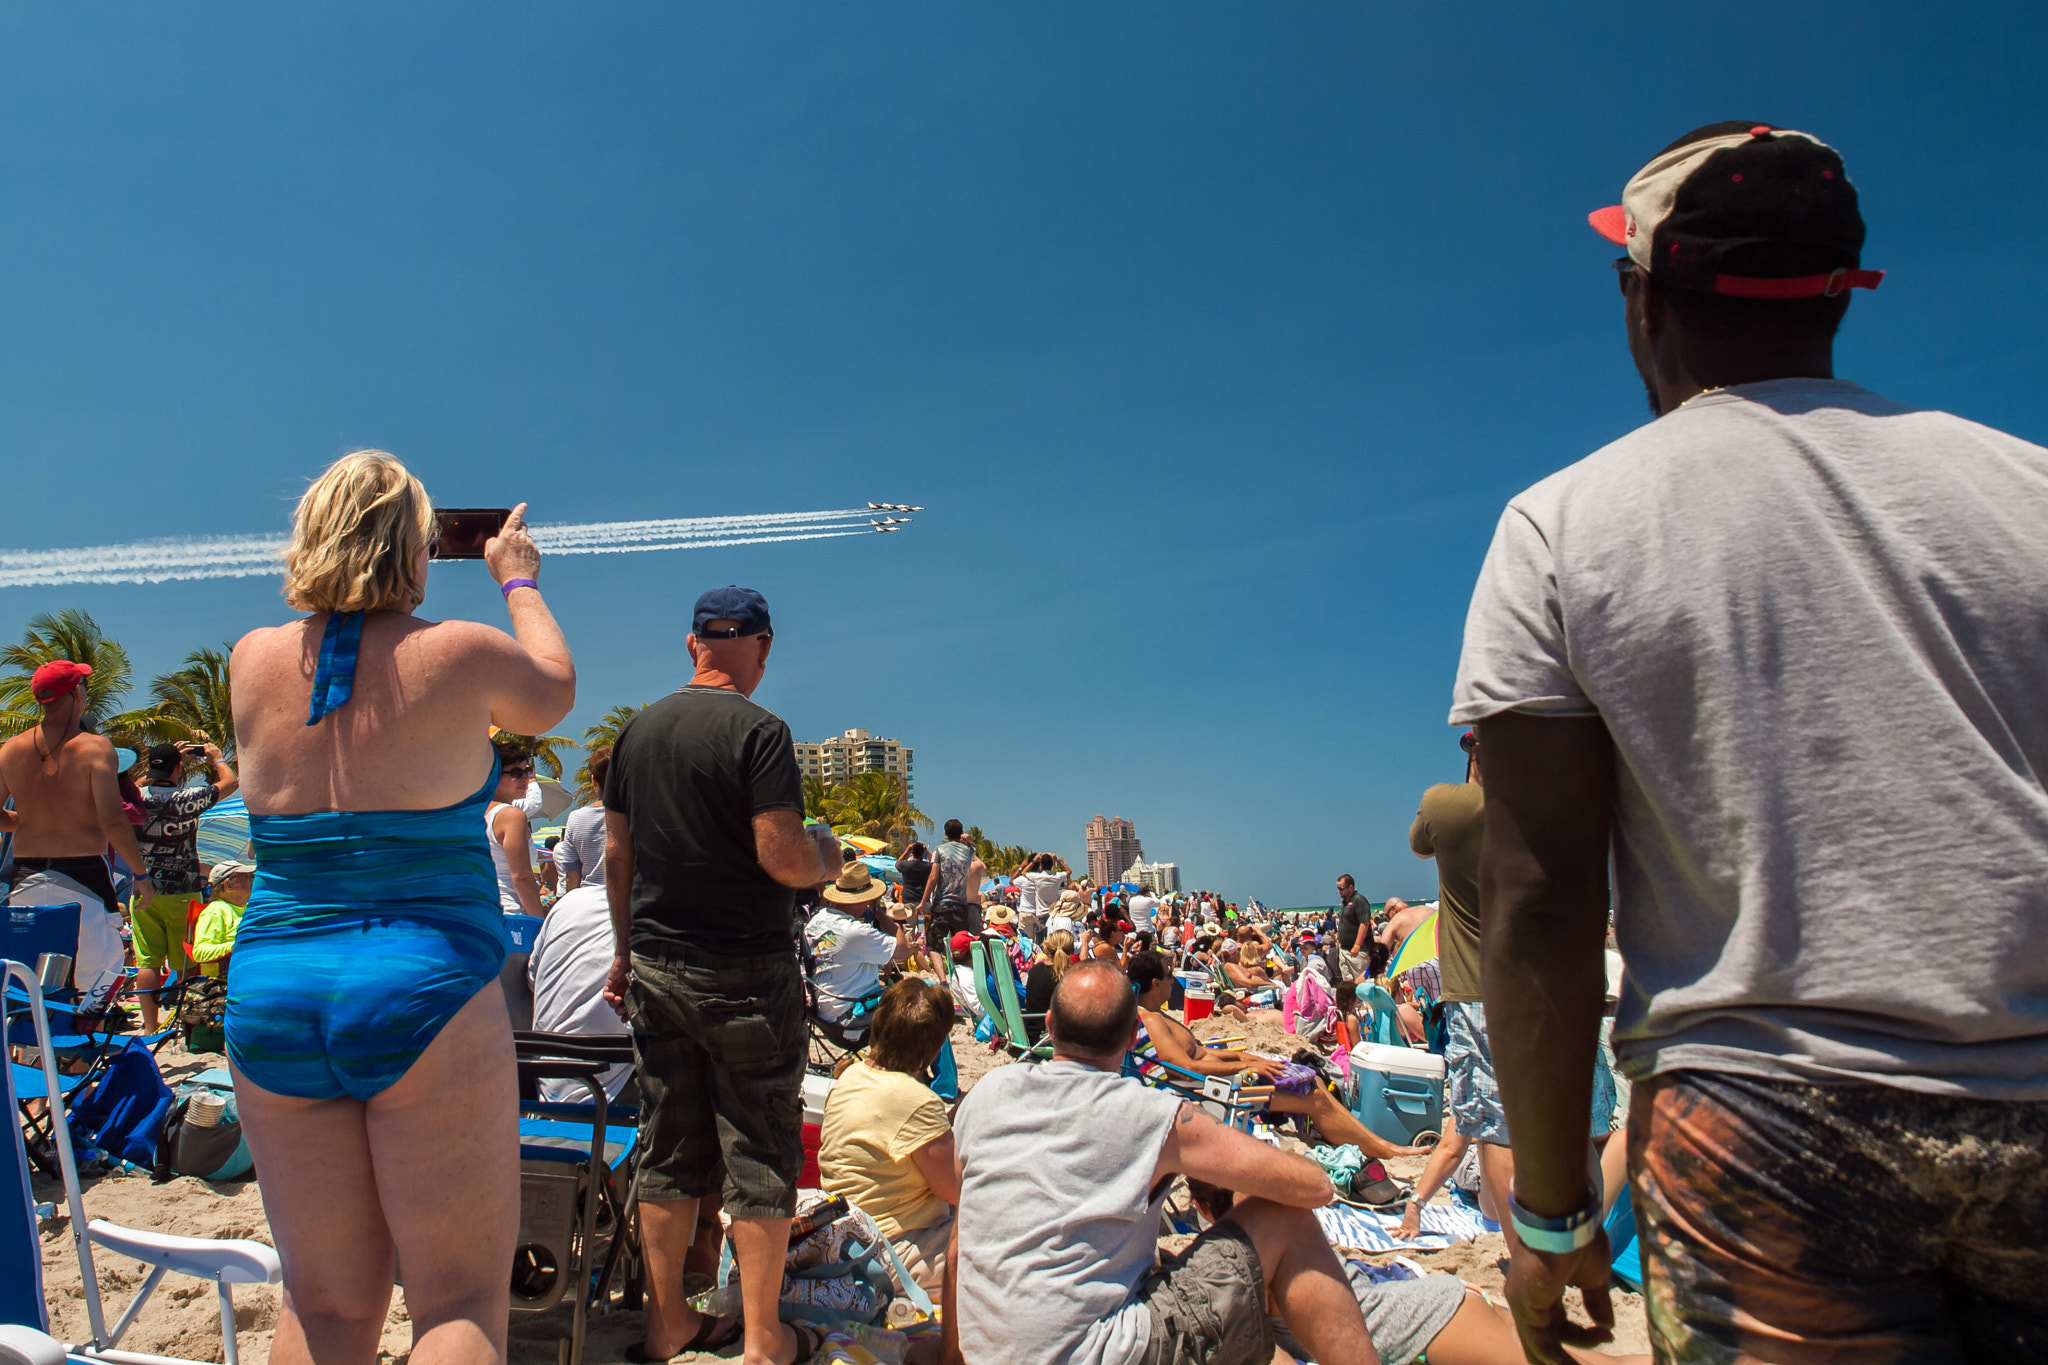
<box><xmin>745</xmin><ymin>715</ymin><xmax>804</xmax><ymax>816</ymax></box>
<box><xmin>603</xmin><ymin>714</ymin><xmax>640</xmax><ymax>815</ymax></box>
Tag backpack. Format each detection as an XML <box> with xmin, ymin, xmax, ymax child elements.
<box><xmin>152</xmin><ymin>1079</ymin><xmax>254</xmax><ymax>1182</ymax></box>
<box><xmin>177</xmin><ymin>975</ymin><xmax>229</xmax><ymax>1055</ymax></box>
<box><xmin>67</xmin><ymin>1045</ymin><xmax>175</xmax><ymax>1168</ymax></box>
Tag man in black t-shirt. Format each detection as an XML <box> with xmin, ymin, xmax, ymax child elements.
<box><xmin>600</xmin><ymin>585</ymin><xmax>828</xmax><ymax>1363</ymax></box>
<box><xmin>1334</xmin><ymin>874</ymin><xmax>1373</xmax><ymax>983</ymax></box>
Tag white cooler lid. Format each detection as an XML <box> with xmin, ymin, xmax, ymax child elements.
<box><xmin>1349</xmin><ymin>1041</ymin><xmax>1446</xmax><ymax>1080</ymax></box>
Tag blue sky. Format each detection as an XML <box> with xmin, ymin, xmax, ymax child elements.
<box><xmin>4</xmin><ymin>4</ymin><xmax>2044</xmax><ymax>906</ymax></box>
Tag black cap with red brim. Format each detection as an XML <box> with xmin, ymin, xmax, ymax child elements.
<box><xmin>1592</xmin><ymin>122</ymin><xmax>1883</xmax><ymax>299</ymax></box>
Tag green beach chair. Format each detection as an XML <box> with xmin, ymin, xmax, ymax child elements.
<box><xmin>968</xmin><ymin>938</ymin><xmax>1053</xmax><ymax>1061</ymax></box>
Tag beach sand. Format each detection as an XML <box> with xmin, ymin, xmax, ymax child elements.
<box><xmin>34</xmin><ymin>1017</ymin><xmax>1644</xmax><ymax>1361</ymax></box>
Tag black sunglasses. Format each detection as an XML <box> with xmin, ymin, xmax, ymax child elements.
<box><xmin>695</xmin><ymin>625</ymin><xmax>772</xmax><ymax>641</ymax></box>
<box><xmin>1612</xmin><ymin>255</ymin><xmax>1639</xmax><ymax>293</ymax></box>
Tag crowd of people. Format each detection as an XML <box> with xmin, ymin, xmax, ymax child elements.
<box><xmin>4</xmin><ymin>118</ymin><xmax>2045</xmax><ymax>1365</ymax></box>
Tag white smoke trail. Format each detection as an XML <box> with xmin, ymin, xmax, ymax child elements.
<box><xmin>0</xmin><ymin>509</ymin><xmax>891</xmax><ymax>589</ymax></box>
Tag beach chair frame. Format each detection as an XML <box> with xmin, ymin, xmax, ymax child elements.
<box><xmin>966</xmin><ymin>939</ymin><xmax>1051</xmax><ymax>1062</ymax></box>
<box><xmin>512</xmin><ymin>1031</ymin><xmax>643</xmax><ymax>1365</ymax></box>
<box><xmin>3</xmin><ymin>958</ymin><xmax>282</xmax><ymax>1365</ymax></box>
<box><xmin>1124</xmin><ymin>1053</ymin><xmax>1268</xmax><ymax>1133</ymax></box>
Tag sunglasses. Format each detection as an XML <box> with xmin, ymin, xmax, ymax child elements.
<box><xmin>505</xmin><ymin>765</ymin><xmax>535</xmax><ymax>778</ymax></box>
<box><xmin>1612</xmin><ymin>255</ymin><xmax>1639</xmax><ymax>294</ymax></box>
<box><xmin>696</xmin><ymin>625</ymin><xmax>772</xmax><ymax>641</ymax></box>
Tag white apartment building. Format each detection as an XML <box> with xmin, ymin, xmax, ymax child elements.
<box><xmin>1127</xmin><ymin>859</ymin><xmax>1182</xmax><ymax>894</ymax></box>
<box><xmin>792</xmin><ymin>728</ymin><xmax>915</xmax><ymax>797</ymax></box>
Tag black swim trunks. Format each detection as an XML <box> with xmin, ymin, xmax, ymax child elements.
<box><xmin>8</xmin><ymin>854</ymin><xmax>121</xmax><ymax>913</ymax></box>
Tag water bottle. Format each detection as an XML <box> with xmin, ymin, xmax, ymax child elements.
<box><xmin>841</xmin><ymin>1323</ymin><xmax>908</xmax><ymax>1365</ymax></box>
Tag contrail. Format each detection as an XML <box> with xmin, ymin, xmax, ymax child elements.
<box><xmin>0</xmin><ymin>508</ymin><xmax>890</xmax><ymax>589</ymax></box>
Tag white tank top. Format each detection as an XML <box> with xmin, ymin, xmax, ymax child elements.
<box><xmin>486</xmin><ymin>802</ymin><xmax>525</xmax><ymax>914</ymax></box>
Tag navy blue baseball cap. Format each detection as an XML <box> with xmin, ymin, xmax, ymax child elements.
<box><xmin>692</xmin><ymin>585</ymin><xmax>772</xmax><ymax>638</ymax></box>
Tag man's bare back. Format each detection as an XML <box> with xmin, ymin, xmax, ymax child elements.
<box><xmin>0</xmin><ymin>725</ymin><xmax>136</xmax><ymax>862</ymax></box>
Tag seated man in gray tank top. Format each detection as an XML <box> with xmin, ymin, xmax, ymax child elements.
<box><xmin>945</xmin><ymin>960</ymin><xmax>1378</xmax><ymax>1365</ymax></box>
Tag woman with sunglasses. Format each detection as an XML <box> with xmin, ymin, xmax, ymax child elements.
<box><xmin>487</xmin><ymin>743</ymin><xmax>547</xmax><ymax>918</ymax></box>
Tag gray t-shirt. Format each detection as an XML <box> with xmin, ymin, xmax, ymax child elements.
<box><xmin>1453</xmin><ymin>380</ymin><xmax>2048</xmax><ymax>1099</ymax></box>
<box><xmin>954</xmin><ymin>1060</ymin><xmax>1183</xmax><ymax>1365</ymax></box>
<box><xmin>553</xmin><ymin>804</ymin><xmax>607</xmax><ymax>887</ymax></box>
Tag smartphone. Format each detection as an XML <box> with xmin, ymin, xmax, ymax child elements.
<box><xmin>431</xmin><ymin>508</ymin><xmax>511</xmax><ymax>560</ymax></box>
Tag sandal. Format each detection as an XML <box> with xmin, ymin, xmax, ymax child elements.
<box><xmin>624</xmin><ymin>1312</ymin><xmax>746</xmax><ymax>1362</ymax></box>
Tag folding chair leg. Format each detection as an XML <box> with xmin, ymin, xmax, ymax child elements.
<box><xmin>105</xmin><ymin>1262</ymin><xmax>169</xmax><ymax>1346</ymax></box>
<box><xmin>218</xmin><ymin>1280</ymin><xmax>242</xmax><ymax>1365</ymax></box>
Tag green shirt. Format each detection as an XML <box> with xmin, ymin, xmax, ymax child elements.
<box><xmin>1410</xmin><ymin>782</ymin><xmax>1485</xmax><ymax>1002</ymax></box>
<box><xmin>190</xmin><ymin>899</ymin><xmax>244</xmax><ymax>978</ymax></box>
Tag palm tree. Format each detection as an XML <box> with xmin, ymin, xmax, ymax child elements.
<box><xmin>823</xmin><ymin>771</ymin><xmax>931</xmax><ymax>852</ymax></box>
<box><xmin>0</xmin><ymin>609</ymin><xmax>135</xmax><ymax>738</ymax></box>
<box><xmin>803</xmin><ymin>776</ymin><xmax>833</xmax><ymax>820</ymax></box>
<box><xmin>492</xmin><ymin>730</ymin><xmax>578</xmax><ymax>782</ymax></box>
<box><xmin>572</xmin><ymin>703</ymin><xmax>646</xmax><ymax>800</ymax></box>
<box><xmin>139</xmin><ymin>645</ymin><xmax>239</xmax><ymax>759</ymax></box>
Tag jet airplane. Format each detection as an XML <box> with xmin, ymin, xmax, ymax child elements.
<box><xmin>868</xmin><ymin>502</ymin><xmax>926</xmax><ymax>512</ymax></box>
<box><xmin>869</xmin><ymin>520</ymin><xmax>900</xmax><ymax>532</ymax></box>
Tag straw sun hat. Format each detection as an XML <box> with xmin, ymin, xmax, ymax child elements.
<box><xmin>985</xmin><ymin>904</ymin><xmax>1017</xmax><ymax>927</ymax></box>
<box><xmin>822</xmin><ymin>863</ymin><xmax>888</xmax><ymax>910</ymax></box>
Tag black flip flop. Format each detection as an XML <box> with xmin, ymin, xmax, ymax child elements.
<box><xmin>624</xmin><ymin>1312</ymin><xmax>746</xmax><ymax>1362</ymax></box>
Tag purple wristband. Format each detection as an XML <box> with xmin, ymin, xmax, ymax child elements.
<box><xmin>500</xmin><ymin>577</ymin><xmax>539</xmax><ymax>597</ymax></box>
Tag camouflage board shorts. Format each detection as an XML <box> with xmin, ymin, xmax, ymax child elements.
<box><xmin>1630</xmin><ymin>1070</ymin><xmax>2048</xmax><ymax>1364</ymax></box>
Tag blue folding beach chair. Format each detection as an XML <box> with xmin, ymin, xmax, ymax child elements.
<box><xmin>1603</xmin><ymin>1183</ymin><xmax>1644</xmax><ymax>1292</ymax></box>
<box><xmin>512</xmin><ymin>1030</ymin><xmax>643</xmax><ymax>1365</ymax></box>
<box><xmin>1</xmin><ymin>958</ymin><xmax>281</xmax><ymax>1365</ymax></box>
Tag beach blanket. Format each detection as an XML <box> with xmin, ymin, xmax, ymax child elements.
<box><xmin>1313</xmin><ymin>1198</ymin><xmax>1497</xmax><ymax>1253</ymax></box>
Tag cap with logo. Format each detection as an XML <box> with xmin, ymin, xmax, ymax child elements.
<box><xmin>1590</xmin><ymin>122</ymin><xmax>1883</xmax><ymax>299</ymax></box>
<box><xmin>30</xmin><ymin>659</ymin><xmax>93</xmax><ymax>703</ymax></box>
<box><xmin>692</xmin><ymin>585</ymin><xmax>772</xmax><ymax>639</ymax></box>
<box><xmin>147</xmin><ymin>743</ymin><xmax>185</xmax><ymax>776</ymax></box>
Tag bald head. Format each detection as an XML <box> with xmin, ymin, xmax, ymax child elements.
<box><xmin>1048</xmin><ymin>960</ymin><xmax>1138</xmax><ymax>1067</ymax></box>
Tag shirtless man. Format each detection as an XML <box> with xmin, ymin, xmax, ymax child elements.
<box><xmin>0</xmin><ymin>660</ymin><xmax>155</xmax><ymax>1008</ymax></box>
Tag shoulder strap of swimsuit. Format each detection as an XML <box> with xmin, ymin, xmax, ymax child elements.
<box><xmin>305</xmin><ymin>611</ymin><xmax>367</xmax><ymax>726</ymax></box>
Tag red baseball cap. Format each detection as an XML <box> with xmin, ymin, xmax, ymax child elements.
<box><xmin>31</xmin><ymin>660</ymin><xmax>92</xmax><ymax>703</ymax></box>
<box><xmin>949</xmin><ymin>931</ymin><xmax>975</xmax><ymax>955</ymax></box>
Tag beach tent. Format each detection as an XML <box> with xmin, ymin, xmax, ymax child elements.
<box><xmin>859</xmin><ymin>855</ymin><xmax>900</xmax><ymax>883</ymax></box>
<box><xmin>1104</xmin><ymin>882</ymin><xmax>1143</xmax><ymax>894</ymax></box>
<box><xmin>979</xmin><ymin>877</ymin><xmax>1012</xmax><ymax>895</ymax></box>
<box><xmin>195</xmin><ymin>794</ymin><xmax>252</xmax><ymax>868</ymax></box>
<box><xmin>1387</xmin><ymin>910</ymin><xmax>1440</xmax><ymax>979</ymax></box>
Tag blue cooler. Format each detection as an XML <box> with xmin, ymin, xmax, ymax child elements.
<box><xmin>1349</xmin><ymin>1042</ymin><xmax>1445</xmax><ymax>1146</ymax></box>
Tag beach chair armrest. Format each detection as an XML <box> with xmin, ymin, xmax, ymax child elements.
<box><xmin>0</xmin><ymin>1323</ymin><xmax>67</xmax><ymax>1365</ymax></box>
<box><xmin>88</xmin><ymin>1219</ymin><xmax>283</xmax><ymax>1285</ymax></box>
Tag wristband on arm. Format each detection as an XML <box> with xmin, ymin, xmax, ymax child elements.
<box><xmin>500</xmin><ymin>577</ymin><xmax>539</xmax><ymax>598</ymax></box>
<box><xmin>1508</xmin><ymin>1177</ymin><xmax>1605</xmax><ymax>1254</ymax></box>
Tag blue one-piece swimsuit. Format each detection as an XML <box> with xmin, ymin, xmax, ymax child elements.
<box><xmin>225</xmin><ymin>611</ymin><xmax>509</xmax><ymax>1100</ymax></box>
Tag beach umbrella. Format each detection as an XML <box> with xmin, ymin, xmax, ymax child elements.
<box><xmin>195</xmin><ymin>793</ymin><xmax>252</xmax><ymax>868</ymax></box>
<box><xmin>842</xmin><ymin>835</ymin><xmax>889</xmax><ymax>854</ymax></box>
<box><xmin>1387</xmin><ymin>910</ymin><xmax>1440</xmax><ymax>980</ymax></box>
<box><xmin>1105</xmin><ymin>882</ymin><xmax>1143</xmax><ymax>894</ymax></box>
<box><xmin>531</xmin><ymin>825</ymin><xmax>566</xmax><ymax>854</ymax></box>
<box><xmin>859</xmin><ymin>854</ymin><xmax>900</xmax><ymax>882</ymax></box>
<box><xmin>979</xmin><ymin>876</ymin><xmax>1011</xmax><ymax>895</ymax></box>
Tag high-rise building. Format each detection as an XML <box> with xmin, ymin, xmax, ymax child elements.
<box><xmin>1085</xmin><ymin>814</ymin><xmax>1144</xmax><ymax>886</ymax></box>
<box><xmin>792</xmin><ymin>728</ymin><xmax>915</xmax><ymax>798</ymax></box>
<box><xmin>1127</xmin><ymin>859</ymin><xmax>1181</xmax><ymax>894</ymax></box>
